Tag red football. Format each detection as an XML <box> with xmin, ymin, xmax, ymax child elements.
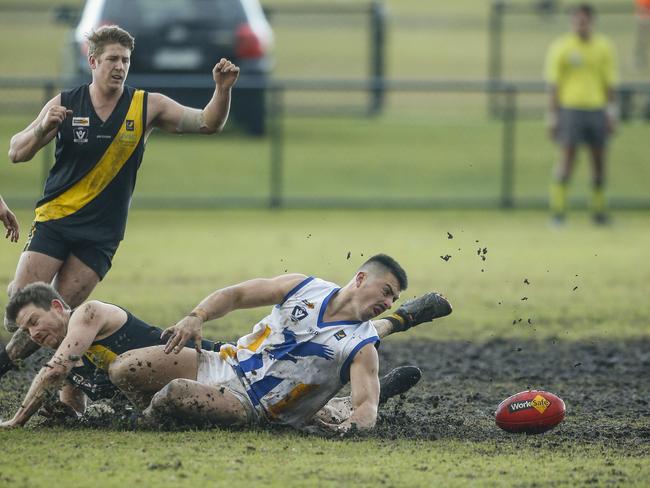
<box><xmin>495</xmin><ymin>390</ymin><xmax>566</xmax><ymax>434</ymax></box>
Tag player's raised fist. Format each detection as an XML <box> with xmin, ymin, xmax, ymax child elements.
<box><xmin>40</xmin><ymin>106</ymin><xmax>73</xmax><ymax>135</ymax></box>
<box><xmin>213</xmin><ymin>58</ymin><xmax>240</xmax><ymax>90</ymax></box>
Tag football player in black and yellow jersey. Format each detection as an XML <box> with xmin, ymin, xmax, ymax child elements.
<box><xmin>0</xmin><ymin>282</ymin><xmax>224</xmax><ymax>427</ymax></box>
<box><xmin>1</xmin><ymin>25</ymin><xmax>239</xmax><ymax>377</ymax></box>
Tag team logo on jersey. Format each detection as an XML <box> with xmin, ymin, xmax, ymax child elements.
<box><xmin>290</xmin><ymin>305</ymin><xmax>309</xmax><ymax>322</ymax></box>
<box><xmin>125</xmin><ymin>120</ymin><xmax>135</xmax><ymax>131</ymax></box>
<box><xmin>72</xmin><ymin>117</ymin><xmax>89</xmax><ymax>127</ymax></box>
<box><xmin>334</xmin><ymin>330</ymin><xmax>347</xmax><ymax>341</ymax></box>
<box><xmin>73</xmin><ymin>127</ymin><xmax>88</xmax><ymax>143</ymax></box>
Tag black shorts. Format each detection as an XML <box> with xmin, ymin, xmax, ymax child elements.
<box><xmin>557</xmin><ymin>108</ymin><xmax>608</xmax><ymax>147</ymax></box>
<box><xmin>24</xmin><ymin>221</ymin><xmax>120</xmax><ymax>280</ymax></box>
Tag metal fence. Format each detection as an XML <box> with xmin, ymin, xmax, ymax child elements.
<box><xmin>1</xmin><ymin>76</ymin><xmax>649</xmax><ymax>210</ymax></box>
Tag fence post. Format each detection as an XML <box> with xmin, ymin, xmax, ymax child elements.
<box><xmin>500</xmin><ymin>86</ymin><xmax>517</xmax><ymax>208</ymax></box>
<box><xmin>268</xmin><ymin>85</ymin><xmax>285</xmax><ymax>209</ymax></box>
<box><xmin>41</xmin><ymin>81</ymin><xmax>55</xmax><ymax>189</ymax></box>
<box><xmin>369</xmin><ymin>1</ymin><xmax>386</xmax><ymax>116</ymax></box>
<box><xmin>488</xmin><ymin>0</ymin><xmax>505</xmax><ymax>118</ymax></box>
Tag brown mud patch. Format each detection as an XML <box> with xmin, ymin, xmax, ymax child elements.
<box><xmin>374</xmin><ymin>338</ymin><xmax>650</xmax><ymax>452</ymax></box>
<box><xmin>1</xmin><ymin>338</ymin><xmax>649</xmax><ymax>451</ymax></box>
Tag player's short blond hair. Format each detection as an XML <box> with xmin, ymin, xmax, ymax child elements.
<box><xmin>86</xmin><ymin>25</ymin><xmax>135</xmax><ymax>58</ymax></box>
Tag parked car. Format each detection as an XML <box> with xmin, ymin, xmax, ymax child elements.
<box><xmin>63</xmin><ymin>0</ymin><xmax>273</xmax><ymax>135</ymax></box>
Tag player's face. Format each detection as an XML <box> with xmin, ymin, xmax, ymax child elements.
<box><xmin>16</xmin><ymin>301</ymin><xmax>68</xmax><ymax>349</ymax></box>
<box><xmin>356</xmin><ymin>271</ymin><xmax>401</xmax><ymax>321</ymax></box>
<box><xmin>572</xmin><ymin>11</ymin><xmax>593</xmax><ymax>38</ymax></box>
<box><xmin>90</xmin><ymin>43</ymin><xmax>131</xmax><ymax>89</ymax></box>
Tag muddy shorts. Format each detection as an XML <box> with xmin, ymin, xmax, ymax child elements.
<box><xmin>557</xmin><ymin>108</ymin><xmax>608</xmax><ymax>147</ymax></box>
<box><xmin>196</xmin><ymin>350</ymin><xmax>258</xmax><ymax>425</ymax></box>
<box><xmin>24</xmin><ymin>221</ymin><xmax>119</xmax><ymax>280</ymax></box>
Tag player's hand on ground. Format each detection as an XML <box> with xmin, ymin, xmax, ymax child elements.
<box><xmin>0</xmin><ymin>198</ymin><xmax>19</xmax><ymax>242</ymax></box>
<box><xmin>0</xmin><ymin>418</ymin><xmax>19</xmax><ymax>429</ymax></box>
<box><xmin>162</xmin><ymin>316</ymin><xmax>203</xmax><ymax>354</ymax></box>
<box><xmin>213</xmin><ymin>58</ymin><xmax>240</xmax><ymax>90</ymax></box>
<box><xmin>39</xmin><ymin>106</ymin><xmax>73</xmax><ymax>135</ymax></box>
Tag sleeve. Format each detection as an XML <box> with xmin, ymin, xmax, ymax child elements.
<box><xmin>544</xmin><ymin>39</ymin><xmax>563</xmax><ymax>84</ymax></box>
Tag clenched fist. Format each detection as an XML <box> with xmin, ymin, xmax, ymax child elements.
<box><xmin>212</xmin><ymin>58</ymin><xmax>240</xmax><ymax>90</ymax></box>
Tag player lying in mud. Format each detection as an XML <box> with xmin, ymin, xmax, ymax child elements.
<box><xmin>0</xmin><ymin>254</ymin><xmax>452</xmax><ymax>434</ymax></box>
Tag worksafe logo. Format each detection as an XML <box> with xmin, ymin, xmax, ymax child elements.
<box><xmin>508</xmin><ymin>395</ymin><xmax>551</xmax><ymax>414</ymax></box>
<box><xmin>125</xmin><ymin>120</ymin><xmax>135</xmax><ymax>131</ymax></box>
<box><xmin>334</xmin><ymin>330</ymin><xmax>347</xmax><ymax>341</ymax></box>
<box><xmin>73</xmin><ymin>127</ymin><xmax>88</xmax><ymax>143</ymax></box>
<box><xmin>290</xmin><ymin>305</ymin><xmax>308</xmax><ymax>322</ymax></box>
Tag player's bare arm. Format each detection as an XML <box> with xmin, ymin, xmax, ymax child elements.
<box><xmin>0</xmin><ymin>196</ymin><xmax>20</xmax><ymax>242</ymax></box>
<box><xmin>315</xmin><ymin>343</ymin><xmax>380</xmax><ymax>435</ymax></box>
<box><xmin>162</xmin><ymin>273</ymin><xmax>307</xmax><ymax>354</ymax></box>
<box><xmin>546</xmin><ymin>84</ymin><xmax>560</xmax><ymax>139</ymax></box>
<box><xmin>0</xmin><ymin>301</ymin><xmax>113</xmax><ymax>428</ymax></box>
<box><xmin>147</xmin><ymin>58</ymin><xmax>240</xmax><ymax>136</ymax></box>
<box><xmin>8</xmin><ymin>95</ymin><xmax>72</xmax><ymax>163</ymax></box>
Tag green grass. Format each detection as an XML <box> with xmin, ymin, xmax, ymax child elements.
<box><xmin>0</xmin><ymin>2</ymin><xmax>649</xmax><ymax>486</ymax></box>
<box><xmin>1</xmin><ymin>209</ymin><xmax>648</xmax><ymax>344</ymax></box>
<box><xmin>0</xmin><ymin>429</ymin><xmax>647</xmax><ymax>487</ymax></box>
<box><xmin>3</xmin><ymin>111</ymin><xmax>649</xmax><ymax>207</ymax></box>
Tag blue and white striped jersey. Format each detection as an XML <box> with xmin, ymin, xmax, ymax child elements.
<box><xmin>219</xmin><ymin>276</ymin><xmax>379</xmax><ymax>427</ymax></box>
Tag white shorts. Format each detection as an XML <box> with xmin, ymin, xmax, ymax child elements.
<box><xmin>196</xmin><ymin>350</ymin><xmax>258</xmax><ymax>425</ymax></box>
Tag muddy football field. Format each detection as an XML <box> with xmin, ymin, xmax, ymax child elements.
<box><xmin>2</xmin><ymin>336</ymin><xmax>648</xmax><ymax>449</ymax></box>
<box><xmin>1</xmin><ymin>210</ymin><xmax>649</xmax><ymax>486</ymax></box>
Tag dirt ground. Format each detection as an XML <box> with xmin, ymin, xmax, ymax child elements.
<box><xmin>1</xmin><ymin>338</ymin><xmax>649</xmax><ymax>452</ymax></box>
<box><xmin>375</xmin><ymin>338</ymin><xmax>650</xmax><ymax>451</ymax></box>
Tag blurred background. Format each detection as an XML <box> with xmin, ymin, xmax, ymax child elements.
<box><xmin>0</xmin><ymin>0</ymin><xmax>648</xmax><ymax>211</ymax></box>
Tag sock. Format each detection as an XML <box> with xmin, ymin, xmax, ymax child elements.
<box><xmin>591</xmin><ymin>187</ymin><xmax>606</xmax><ymax>215</ymax></box>
<box><xmin>550</xmin><ymin>181</ymin><xmax>568</xmax><ymax>216</ymax></box>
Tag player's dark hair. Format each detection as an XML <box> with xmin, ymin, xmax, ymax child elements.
<box><xmin>86</xmin><ymin>25</ymin><xmax>135</xmax><ymax>58</ymax></box>
<box><xmin>360</xmin><ymin>254</ymin><xmax>408</xmax><ymax>291</ymax></box>
<box><xmin>573</xmin><ymin>3</ymin><xmax>595</xmax><ymax>18</ymax></box>
<box><xmin>5</xmin><ymin>282</ymin><xmax>68</xmax><ymax>325</ymax></box>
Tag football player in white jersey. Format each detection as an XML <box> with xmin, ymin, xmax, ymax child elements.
<box><xmin>109</xmin><ymin>254</ymin><xmax>452</xmax><ymax>435</ymax></box>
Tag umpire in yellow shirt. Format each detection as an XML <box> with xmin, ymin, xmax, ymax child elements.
<box><xmin>544</xmin><ymin>3</ymin><xmax>618</xmax><ymax>225</ymax></box>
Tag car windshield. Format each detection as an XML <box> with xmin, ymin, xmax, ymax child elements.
<box><xmin>104</xmin><ymin>0</ymin><xmax>245</xmax><ymax>30</ymax></box>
